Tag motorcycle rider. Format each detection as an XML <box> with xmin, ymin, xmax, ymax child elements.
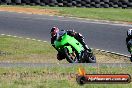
<box><xmin>50</xmin><ymin>27</ymin><xmax>92</xmax><ymax>61</ymax></box>
<box><xmin>126</xmin><ymin>29</ymin><xmax>132</xmax><ymax>53</ymax></box>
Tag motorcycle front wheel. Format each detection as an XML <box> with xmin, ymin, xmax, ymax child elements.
<box><xmin>64</xmin><ymin>48</ymin><xmax>79</xmax><ymax>63</ymax></box>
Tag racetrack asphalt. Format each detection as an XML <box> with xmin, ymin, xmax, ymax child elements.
<box><xmin>0</xmin><ymin>11</ymin><xmax>131</xmax><ymax>56</ymax></box>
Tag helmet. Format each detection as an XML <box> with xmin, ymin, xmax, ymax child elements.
<box><xmin>127</xmin><ymin>29</ymin><xmax>132</xmax><ymax>37</ymax></box>
<box><xmin>50</xmin><ymin>27</ymin><xmax>59</xmax><ymax>37</ymax></box>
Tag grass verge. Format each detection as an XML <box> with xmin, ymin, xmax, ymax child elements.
<box><xmin>0</xmin><ymin>5</ymin><xmax>132</xmax><ymax>22</ymax></box>
<box><xmin>0</xmin><ymin>35</ymin><xmax>130</xmax><ymax>63</ymax></box>
<box><xmin>0</xmin><ymin>65</ymin><xmax>131</xmax><ymax>88</ymax></box>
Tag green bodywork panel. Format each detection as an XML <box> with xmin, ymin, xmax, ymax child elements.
<box><xmin>54</xmin><ymin>33</ymin><xmax>84</xmax><ymax>54</ymax></box>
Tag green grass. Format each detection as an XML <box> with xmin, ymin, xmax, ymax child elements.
<box><xmin>1</xmin><ymin>5</ymin><xmax>132</xmax><ymax>22</ymax></box>
<box><xmin>0</xmin><ymin>65</ymin><xmax>131</xmax><ymax>88</ymax></box>
<box><xmin>0</xmin><ymin>35</ymin><xmax>59</xmax><ymax>63</ymax></box>
<box><xmin>59</xmin><ymin>8</ymin><xmax>132</xmax><ymax>22</ymax></box>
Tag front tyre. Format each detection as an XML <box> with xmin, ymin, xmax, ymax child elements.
<box><xmin>64</xmin><ymin>48</ymin><xmax>78</xmax><ymax>63</ymax></box>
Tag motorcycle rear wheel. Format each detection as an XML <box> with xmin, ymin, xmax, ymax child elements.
<box><xmin>88</xmin><ymin>55</ymin><xmax>96</xmax><ymax>63</ymax></box>
<box><xmin>84</xmin><ymin>50</ymin><xmax>96</xmax><ymax>63</ymax></box>
<box><xmin>130</xmin><ymin>54</ymin><xmax>132</xmax><ymax>62</ymax></box>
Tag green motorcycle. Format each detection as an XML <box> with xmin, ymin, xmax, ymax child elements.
<box><xmin>54</xmin><ymin>33</ymin><xmax>96</xmax><ymax>63</ymax></box>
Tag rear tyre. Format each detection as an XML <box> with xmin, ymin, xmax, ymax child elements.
<box><xmin>88</xmin><ymin>55</ymin><xmax>96</xmax><ymax>63</ymax></box>
<box><xmin>84</xmin><ymin>50</ymin><xmax>96</xmax><ymax>63</ymax></box>
<box><xmin>130</xmin><ymin>55</ymin><xmax>132</xmax><ymax>62</ymax></box>
<box><xmin>130</xmin><ymin>57</ymin><xmax>132</xmax><ymax>62</ymax></box>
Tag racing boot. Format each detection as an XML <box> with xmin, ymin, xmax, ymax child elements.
<box><xmin>57</xmin><ymin>52</ymin><xmax>65</xmax><ymax>61</ymax></box>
